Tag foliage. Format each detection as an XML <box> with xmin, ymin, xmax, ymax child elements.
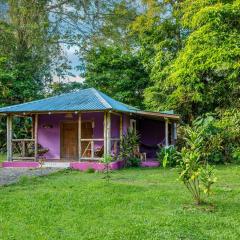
<box><xmin>84</xmin><ymin>1</ymin><xmax>149</xmax><ymax>108</ymax></box>
<box><xmin>143</xmin><ymin>0</ymin><xmax>240</xmax><ymax>121</ymax></box>
<box><xmin>101</xmin><ymin>154</ymin><xmax>112</xmax><ymax>182</ymax></box>
<box><xmin>0</xmin><ymin>116</ymin><xmax>32</xmax><ymax>153</ymax></box>
<box><xmin>131</xmin><ymin>0</ymin><xmax>183</xmax><ymax>74</ymax></box>
<box><xmin>179</xmin><ymin>111</ymin><xmax>240</xmax><ymax>164</ymax></box>
<box><xmin>199</xmin><ymin>164</ymin><xmax>217</xmax><ymax>197</ymax></box>
<box><xmin>178</xmin><ymin>121</ymin><xmax>217</xmax><ymax>205</ymax></box>
<box><xmin>215</xmin><ymin>108</ymin><xmax>240</xmax><ymax>163</ymax></box>
<box><xmin>48</xmin><ymin>82</ymin><xmax>85</xmax><ymax>96</ymax></box>
<box><xmin>119</xmin><ymin>129</ymin><xmax>140</xmax><ymax>167</ymax></box>
<box><xmin>85</xmin><ymin>45</ymin><xmax>149</xmax><ymax>108</ymax></box>
<box><xmin>127</xmin><ymin>157</ymin><xmax>141</xmax><ymax>168</ymax></box>
<box><xmin>157</xmin><ymin>146</ymin><xmax>179</xmax><ymax>168</ymax></box>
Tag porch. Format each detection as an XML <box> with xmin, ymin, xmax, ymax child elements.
<box><xmin>4</xmin><ymin>110</ymin><xmax>177</xmax><ymax>164</ymax></box>
<box><xmin>5</xmin><ymin>111</ymin><xmax>124</xmax><ymax>163</ymax></box>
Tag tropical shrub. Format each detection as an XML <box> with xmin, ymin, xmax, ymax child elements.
<box><xmin>128</xmin><ymin>157</ymin><xmax>141</xmax><ymax>167</ymax></box>
<box><xmin>157</xmin><ymin>146</ymin><xmax>179</xmax><ymax>168</ymax></box>
<box><xmin>179</xmin><ymin>112</ymin><xmax>240</xmax><ymax>164</ymax></box>
<box><xmin>178</xmin><ymin>122</ymin><xmax>217</xmax><ymax>205</ymax></box>
<box><xmin>199</xmin><ymin>164</ymin><xmax>217</xmax><ymax>197</ymax></box>
<box><xmin>215</xmin><ymin>109</ymin><xmax>240</xmax><ymax>163</ymax></box>
<box><xmin>102</xmin><ymin>154</ymin><xmax>112</xmax><ymax>183</ymax></box>
<box><xmin>119</xmin><ymin>129</ymin><xmax>140</xmax><ymax>167</ymax></box>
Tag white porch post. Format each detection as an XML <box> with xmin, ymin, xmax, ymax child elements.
<box><xmin>165</xmin><ymin>118</ymin><xmax>169</xmax><ymax>147</ymax></box>
<box><xmin>34</xmin><ymin>114</ymin><xmax>38</xmax><ymax>161</ymax></box>
<box><xmin>106</xmin><ymin>112</ymin><xmax>111</xmax><ymax>155</ymax></box>
<box><xmin>78</xmin><ymin>113</ymin><xmax>81</xmax><ymax>161</ymax></box>
<box><xmin>7</xmin><ymin>115</ymin><xmax>13</xmax><ymax>161</ymax></box>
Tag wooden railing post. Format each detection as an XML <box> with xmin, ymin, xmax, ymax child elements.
<box><xmin>91</xmin><ymin>140</ymin><xmax>94</xmax><ymax>159</ymax></box>
<box><xmin>22</xmin><ymin>140</ymin><xmax>26</xmax><ymax>157</ymax></box>
<box><xmin>104</xmin><ymin>112</ymin><xmax>107</xmax><ymax>156</ymax></box>
<box><xmin>7</xmin><ymin>115</ymin><xmax>13</xmax><ymax>161</ymax></box>
<box><xmin>106</xmin><ymin>112</ymin><xmax>111</xmax><ymax>155</ymax></box>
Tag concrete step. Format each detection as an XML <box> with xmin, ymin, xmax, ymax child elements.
<box><xmin>43</xmin><ymin>162</ymin><xmax>70</xmax><ymax>168</ymax></box>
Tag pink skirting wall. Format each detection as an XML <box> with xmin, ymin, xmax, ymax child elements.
<box><xmin>70</xmin><ymin>160</ymin><xmax>125</xmax><ymax>171</ymax></box>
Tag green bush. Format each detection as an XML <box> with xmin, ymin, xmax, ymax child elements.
<box><xmin>128</xmin><ymin>157</ymin><xmax>141</xmax><ymax>167</ymax></box>
<box><xmin>157</xmin><ymin>146</ymin><xmax>179</xmax><ymax>168</ymax></box>
<box><xmin>179</xmin><ymin>110</ymin><xmax>240</xmax><ymax>164</ymax></box>
<box><xmin>120</xmin><ymin>129</ymin><xmax>140</xmax><ymax>167</ymax></box>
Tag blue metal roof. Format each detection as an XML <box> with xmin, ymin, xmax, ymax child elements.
<box><xmin>0</xmin><ymin>88</ymin><xmax>139</xmax><ymax>113</ymax></box>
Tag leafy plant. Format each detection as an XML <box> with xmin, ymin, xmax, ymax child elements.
<box><xmin>179</xmin><ymin>148</ymin><xmax>202</xmax><ymax>205</ymax></box>
<box><xmin>199</xmin><ymin>164</ymin><xmax>217</xmax><ymax>197</ymax></box>
<box><xmin>157</xmin><ymin>146</ymin><xmax>179</xmax><ymax>168</ymax></box>
<box><xmin>119</xmin><ymin>129</ymin><xmax>140</xmax><ymax>167</ymax></box>
<box><xmin>178</xmin><ymin>121</ymin><xmax>217</xmax><ymax>205</ymax></box>
<box><xmin>128</xmin><ymin>157</ymin><xmax>141</xmax><ymax>167</ymax></box>
<box><xmin>102</xmin><ymin>154</ymin><xmax>112</xmax><ymax>183</ymax></box>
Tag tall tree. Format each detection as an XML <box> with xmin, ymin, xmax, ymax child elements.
<box><xmin>84</xmin><ymin>1</ymin><xmax>149</xmax><ymax>108</ymax></box>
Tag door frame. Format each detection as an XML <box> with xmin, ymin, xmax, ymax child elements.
<box><xmin>60</xmin><ymin>120</ymin><xmax>79</xmax><ymax>160</ymax></box>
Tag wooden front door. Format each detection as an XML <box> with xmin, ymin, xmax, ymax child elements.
<box><xmin>81</xmin><ymin>121</ymin><xmax>93</xmax><ymax>158</ymax></box>
<box><xmin>61</xmin><ymin>122</ymin><xmax>78</xmax><ymax>160</ymax></box>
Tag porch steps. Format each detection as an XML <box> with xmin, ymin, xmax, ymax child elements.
<box><xmin>43</xmin><ymin>162</ymin><xmax>70</xmax><ymax>168</ymax></box>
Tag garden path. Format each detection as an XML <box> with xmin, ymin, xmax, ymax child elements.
<box><xmin>0</xmin><ymin>168</ymin><xmax>62</xmax><ymax>186</ymax></box>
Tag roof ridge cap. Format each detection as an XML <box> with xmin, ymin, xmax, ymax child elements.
<box><xmin>91</xmin><ymin>88</ymin><xmax>112</xmax><ymax>109</ymax></box>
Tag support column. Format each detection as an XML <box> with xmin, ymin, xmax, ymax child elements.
<box><xmin>78</xmin><ymin>113</ymin><xmax>81</xmax><ymax>161</ymax></box>
<box><xmin>165</xmin><ymin>118</ymin><xmax>169</xmax><ymax>147</ymax></box>
<box><xmin>34</xmin><ymin>114</ymin><xmax>38</xmax><ymax>161</ymax></box>
<box><xmin>7</xmin><ymin>115</ymin><xmax>13</xmax><ymax>161</ymax></box>
<box><xmin>103</xmin><ymin>112</ymin><xmax>107</xmax><ymax>156</ymax></box>
<box><xmin>106</xmin><ymin>112</ymin><xmax>111</xmax><ymax>155</ymax></box>
<box><xmin>120</xmin><ymin>114</ymin><xmax>123</xmax><ymax>140</ymax></box>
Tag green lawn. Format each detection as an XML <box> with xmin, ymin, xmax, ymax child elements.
<box><xmin>0</xmin><ymin>166</ymin><xmax>240</xmax><ymax>240</ymax></box>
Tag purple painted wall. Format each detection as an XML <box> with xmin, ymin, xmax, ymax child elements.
<box><xmin>123</xmin><ymin>114</ymin><xmax>130</xmax><ymax>135</ymax></box>
<box><xmin>138</xmin><ymin>119</ymin><xmax>165</xmax><ymax>158</ymax></box>
<box><xmin>111</xmin><ymin>114</ymin><xmax>120</xmax><ymax>138</ymax></box>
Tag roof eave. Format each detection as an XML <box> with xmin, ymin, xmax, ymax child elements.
<box><xmin>134</xmin><ymin>111</ymin><xmax>180</xmax><ymax>120</ymax></box>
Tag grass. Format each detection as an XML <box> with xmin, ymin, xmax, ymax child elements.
<box><xmin>0</xmin><ymin>166</ymin><xmax>240</xmax><ymax>240</ymax></box>
<box><xmin>0</xmin><ymin>153</ymin><xmax>6</xmax><ymax>163</ymax></box>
